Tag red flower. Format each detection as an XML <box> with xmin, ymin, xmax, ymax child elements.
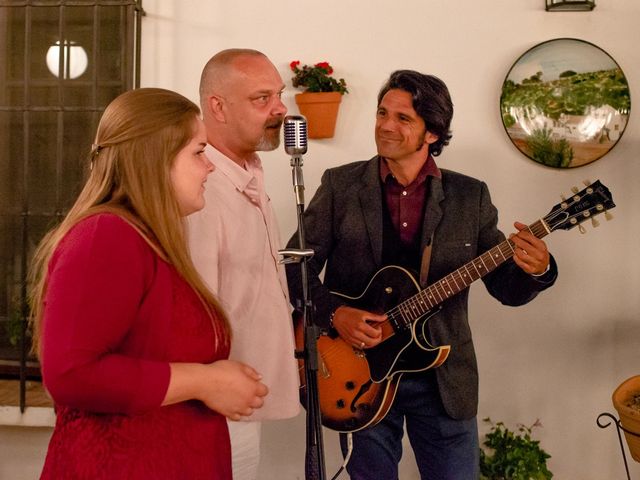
<box><xmin>289</xmin><ymin>60</ymin><xmax>348</xmax><ymax>94</ymax></box>
<box><xmin>315</xmin><ymin>62</ymin><xmax>333</xmax><ymax>74</ymax></box>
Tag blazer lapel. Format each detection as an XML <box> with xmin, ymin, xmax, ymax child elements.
<box><xmin>421</xmin><ymin>174</ymin><xmax>445</xmax><ymax>249</ymax></box>
<box><xmin>358</xmin><ymin>157</ymin><xmax>384</xmax><ymax>267</ymax></box>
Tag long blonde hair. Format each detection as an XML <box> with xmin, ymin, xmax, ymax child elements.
<box><xmin>29</xmin><ymin>88</ymin><xmax>230</xmax><ymax>355</ymax></box>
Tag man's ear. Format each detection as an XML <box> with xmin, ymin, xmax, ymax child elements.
<box><xmin>207</xmin><ymin>95</ymin><xmax>226</xmax><ymax>123</ymax></box>
<box><xmin>424</xmin><ymin>130</ymin><xmax>438</xmax><ymax>145</ymax></box>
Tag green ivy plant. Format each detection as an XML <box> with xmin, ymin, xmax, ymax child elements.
<box><xmin>5</xmin><ymin>297</ymin><xmax>28</xmax><ymax>347</ymax></box>
<box><xmin>479</xmin><ymin>417</ymin><xmax>553</xmax><ymax>480</ymax></box>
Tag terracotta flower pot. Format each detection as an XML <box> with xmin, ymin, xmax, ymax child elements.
<box><xmin>294</xmin><ymin>91</ymin><xmax>342</xmax><ymax>139</ymax></box>
<box><xmin>612</xmin><ymin>375</ymin><xmax>640</xmax><ymax>462</ymax></box>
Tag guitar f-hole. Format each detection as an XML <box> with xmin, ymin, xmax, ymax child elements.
<box><xmin>349</xmin><ymin>380</ymin><xmax>373</xmax><ymax>413</ymax></box>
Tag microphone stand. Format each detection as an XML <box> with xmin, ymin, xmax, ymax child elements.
<box><xmin>280</xmin><ymin>153</ymin><xmax>327</xmax><ymax>480</ymax></box>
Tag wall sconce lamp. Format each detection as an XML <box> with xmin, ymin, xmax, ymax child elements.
<box><xmin>46</xmin><ymin>40</ymin><xmax>88</xmax><ymax>79</ymax></box>
<box><xmin>545</xmin><ymin>0</ymin><xmax>595</xmax><ymax>11</ymax></box>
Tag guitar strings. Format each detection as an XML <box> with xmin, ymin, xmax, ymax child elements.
<box><xmin>354</xmin><ymin>190</ymin><xmax>596</xmax><ymax>338</ymax></box>
<box><xmin>381</xmin><ymin>217</ymin><xmax>551</xmax><ymax>335</ymax></box>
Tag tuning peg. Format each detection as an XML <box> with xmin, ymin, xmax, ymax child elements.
<box><xmin>571</xmin><ymin>186</ymin><xmax>579</xmax><ymax>194</ymax></box>
<box><xmin>578</xmin><ymin>224</ymin><xmax>586</xmax><ymax>234</ymax></box>
<box><xmin>560</xmin><ymin>194</ymin><xmax>567</xmax><ymax>201</ymax></box>
<box><xmin>583</xmin><ymin>179</ymin><xmax>592</xmax><ymax>186</ymax></box>
<box><xmin>591</xmin><ymin>217</ymin><xmax>600</xmax><ymax>228</ymax></box>
<box><xmin>605</xmin><ymin>210</ymin><xmax>613</xmax><ymax>221</ymax></box>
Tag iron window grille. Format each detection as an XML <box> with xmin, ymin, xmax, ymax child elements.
<box><xmin>0</xmin><ymin>0</ymin><xmax>144</xmax><ymax>412</ymax></box>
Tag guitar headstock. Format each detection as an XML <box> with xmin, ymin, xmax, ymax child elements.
<box><xmin>544</xmin><ymin>180</ymin><xmax>615</xmax><ymax>232</ymax></box>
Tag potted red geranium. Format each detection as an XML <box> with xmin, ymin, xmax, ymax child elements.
<box><xmin>290</xmin><ymin>60</ymin><xmax>348</xmax><ymax>139</ymax></box>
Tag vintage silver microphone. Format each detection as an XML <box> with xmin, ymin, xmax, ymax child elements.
<box><xmin>284</xmin><ymin>114</ymin><xmax>308</xmax><ymax>157</ymax></box>
<box><xmin>284</xmin><ymin>115</ymin><xmax>308</xmax><ymax>206</ymax></box>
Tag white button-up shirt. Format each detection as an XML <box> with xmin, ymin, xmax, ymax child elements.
<box><xmin>187</xmin><ymin>146</ymin><xmax>300</xmax><ymax>421</ymax></box>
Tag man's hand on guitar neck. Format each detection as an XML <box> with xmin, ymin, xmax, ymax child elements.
<box><xmin>509</xmin><ymin>221</ymin><xmax>551</xmax><ymax>276</ymax></box>
<box><xmin>331</xmin><ymin>305</ymin><xmax>386</xmax><ymax>350</ymax></box>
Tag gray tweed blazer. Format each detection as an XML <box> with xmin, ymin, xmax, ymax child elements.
<box><xmin>286</xmin><ymin>156</ymin><xmax>557</xmax><ymax>420</ymax></box>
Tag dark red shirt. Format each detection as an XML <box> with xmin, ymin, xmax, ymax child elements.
<box><xmin>380</xmin><ymin>155</ymin><xmax>441</xmax><ymax>246</ymax></box>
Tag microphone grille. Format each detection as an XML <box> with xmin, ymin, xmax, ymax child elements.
<box><xmin>284</xmin><ymin>115</ymin><xmax>308</xmax><ymax>155</ymax></box>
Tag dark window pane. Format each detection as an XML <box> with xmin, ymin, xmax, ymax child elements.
<box><xmin>29</xmin><ymin>85</ymin><xmax>59</xmax><ymax>106</ymax></box>
<box><xmin>98</xmin><ymin>6</ymin><xmax>126</xmax><ymax>82</ymax></box>
<box><xmin>4</xmin><ymin>7</ymin><xmax>25</xmax><ymax>85</ymax></box>
<box><xmin>63</xmin><ymin>84</ymin><xmax>93</xmax><ymax>106</ymax></box>
<box><xmin>98</xmin><ymin>85</ymin><xmax>122</xmax><ymax>108</ymax></box>
<box><xmin>27</xmin><ymin>111</ymin><xmax>59</xmax><ymax>214</ymax></box>
<box><xmin>6</xmin><ymin>85</ymin><xmax>24</xmax><ymax>106</ymax></box>
<box><xmin>30</xmin><ymin>6</ymin><xmax>61</xmax><ymax>82</ymax></box>
<box><xmin>61</xmin><ymin>6</ymin><xmax>93</xmax><ymax>82</ymax></box>
<box><xmin>0</xmin><ymin>212</ymin><xmax>24</xmax><ymax>362</ymax></box>
<box><xmin>0</xmin><ymin>111</ymin><xmax>25</xmax><ymax>214</ymax></box>
<box><xmin>61</xmin><ymin>111</ymin><xmax>92</xmax><ymax>209</ymax></box>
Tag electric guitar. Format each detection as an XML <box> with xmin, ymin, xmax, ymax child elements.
<box><xmin>295</xmin><ymin>180</ymin><xmax>615</xmax><ymax>432</ymax></box>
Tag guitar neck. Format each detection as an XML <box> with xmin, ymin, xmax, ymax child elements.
<box><xmin>389</xmin><ymin>219</ymin><xmax>551</xmax><ymax>325</ymax></box>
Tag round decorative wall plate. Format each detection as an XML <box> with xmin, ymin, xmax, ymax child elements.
<box><xmin>500</xmin><ymin>38</ymin><xmax>630</xmax><ymax>168</ymax></box>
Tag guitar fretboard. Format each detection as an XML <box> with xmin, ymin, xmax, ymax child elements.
<box><xmin>387</xmin><ymin>219</ymin><xmax>550</xmax><ymax>330</ymax></box>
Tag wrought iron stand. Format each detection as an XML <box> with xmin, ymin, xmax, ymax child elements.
<box><xmin>597</xmin><ymin>412</ymin><xmax>640</xmax><ymax>480</ymax></box>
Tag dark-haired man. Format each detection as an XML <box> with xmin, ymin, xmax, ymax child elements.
<box><xmin>286</xmin><ymin>70</ymin><xmax>558</xmax><ymax>478</ymax></box>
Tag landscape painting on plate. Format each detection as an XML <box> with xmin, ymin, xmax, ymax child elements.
<box><xmin>500</xmin><ymin>38</ymin><xmax>630</xmax><ymax>168</ymax></box>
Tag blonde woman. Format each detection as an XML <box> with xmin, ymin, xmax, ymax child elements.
<box><xmin>29</xmin><ymin>88</ymin><xmax>267</xmax><ymax>479</ymax></box>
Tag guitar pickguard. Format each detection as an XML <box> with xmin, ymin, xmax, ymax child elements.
<box><xmin>334</xmin><ymin>266</ymin><xmax>451</xmax><ymax>382</ymax></box>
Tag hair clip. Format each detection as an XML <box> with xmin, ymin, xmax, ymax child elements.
<box><xmin>91</xmin><ymin>143</ymin><xmax>103</xmax><ymax>156</ymax></box>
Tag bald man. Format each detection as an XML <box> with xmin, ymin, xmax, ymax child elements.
<box><xmin>188</xmin><ymin>49</ymin><xmax>300</xmax><ymax>480</ymax></box>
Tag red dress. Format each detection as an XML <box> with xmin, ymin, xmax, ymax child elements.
<box><xmin>39</xmin><ymin>214</ymin><xmax>231</xmax><ymax>479</ymax></box>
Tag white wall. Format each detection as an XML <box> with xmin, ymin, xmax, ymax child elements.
<box><xmin>3</xmin><ymin>1</ymin><xmax>639</xmax><ymax>478</ymax></box>
<box><xmin>140</xmin><ymin>1</ymin><xmax>640</xmax><ymax>478</ymax></box>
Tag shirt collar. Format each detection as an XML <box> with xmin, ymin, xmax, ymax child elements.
<box><xmin>205</xmin><ymin>145</ymin><xmax>262</xmax><ymax>192</ymax></box>
<box><xmin>379</xmin><ymin>154</ymin><xmax>441</xmax><ymax>186</ymax></box>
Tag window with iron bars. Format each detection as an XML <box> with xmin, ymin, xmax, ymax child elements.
<box><xmin>0</xmin><ymin>0</ymin><xmax>144</xmax><ymax>412</ymax></box>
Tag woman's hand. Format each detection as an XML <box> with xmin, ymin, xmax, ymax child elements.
<box><xmin>198</xmin><ymin>360</ymin><xmax>269</xmax><ymax>420</ymax></box>
<box><xmin>164</xmin><ymin>360</ymin><xmax>268</xmax><ymax>420</ymax></box>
